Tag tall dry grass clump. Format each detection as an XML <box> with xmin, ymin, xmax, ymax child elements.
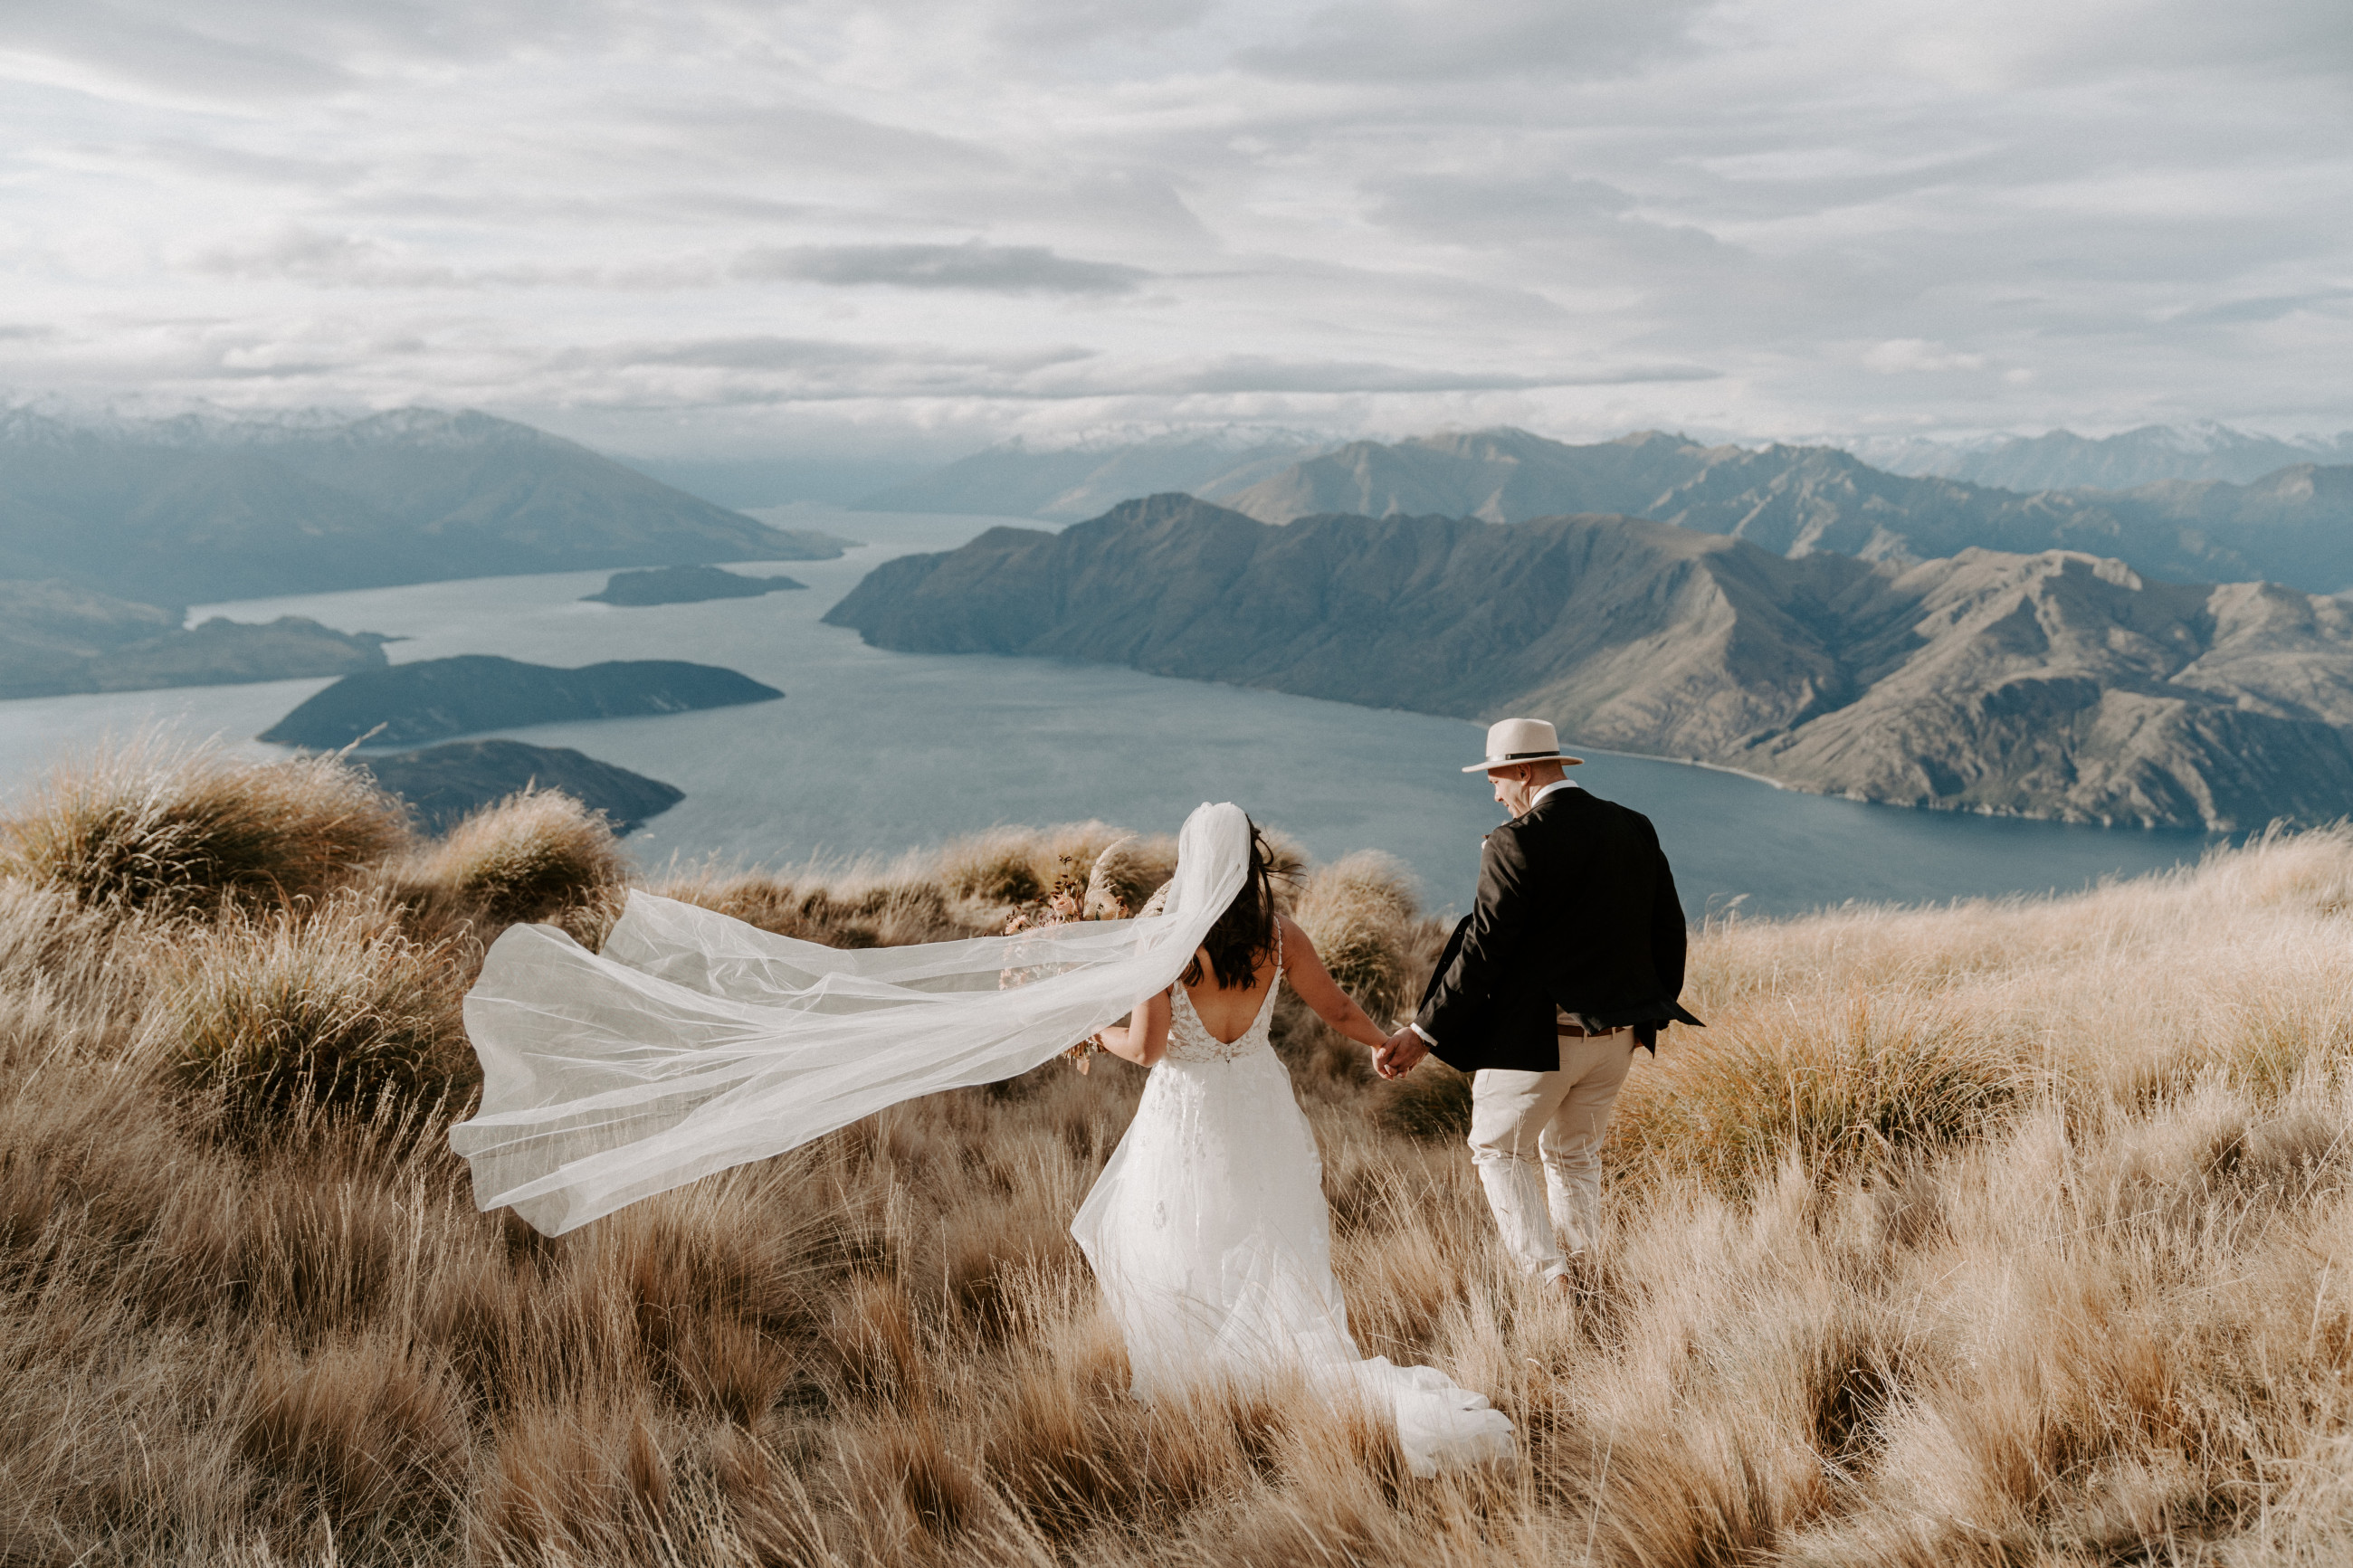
<box><xmin>654</xmin><ymin>858</ymin><xmax>976</xmax><ymax>948</ymax></box>
<box><xmin>1290</xmin><ymin>850</ymin><xmax>1421</xmax><ymax>1024</ymax></box>
<box><xmin>1612</xmin><ymin>986</ymin><xmax>2020</xmax><ymax>1193</ymax></box>
<box><xmin>7</xmin><ymin>745</ymin><xmax>2353</xmax><ymax>1567</ymax></box>
<box><xmin>160</xmin><ymin>890</ymin><xmax>469</xmax><ymax>1119</ymax></box>
<box><xmin>396</xmin><ymin>784</ymin><xmax>631</xmax><ymax>936</ymax></box>
<box><xmin>653</xmin><ymin>821</ymin><xmax>1186</xmax><ymax>948</ymax></box>
<box><xmin>0</xmin><ymin>738</ymin><xmax>407</xmax><ymax>916</ymax></box>
<box><xmin>933</xmin><ymin>821</ymin><xmax>1182</xmax><ymax>914</ymax></box>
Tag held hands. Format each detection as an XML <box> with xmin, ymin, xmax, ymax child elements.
<box><xmin>1372</xmin><ymin>1025</ymin><xmax>1432</xmax><ymax>1080</ymax></box>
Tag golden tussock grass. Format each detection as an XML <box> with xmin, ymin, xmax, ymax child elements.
<box><xmin>5</xmin><ymin>743</ymin><xmax>2353</xmax><ymax>1564</ymax></box>
<box><xmin>393</xmin><ymin>786</ymin><xmax>633</xmax><ymax>943</ymax></box>
<box><xmin>1</xmin><ymin>736</ymin><xmax>409</xmax><ymax>917</ymax></box>
<box><xmin>161</xmin><ymin>891</ymin><xmax>472</xmax><ymax>1121</ymax></box>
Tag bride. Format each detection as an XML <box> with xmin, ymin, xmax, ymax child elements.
<box><xmin>1072</xmin><ymin>813</ymin><xmax>1515</xmax><ymax>1476</ymax></box>
<box><xmin>452</xmin><ymin>802</ymin><xmax>1512</xmax><ymax>1476</ymax></box>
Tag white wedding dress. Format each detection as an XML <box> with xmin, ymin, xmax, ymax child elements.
<box><xmin>452</xmin><ymin>801</ymin><xmax>1512</xmax><ymax>1476</ymax></box>
<box><xmin>1071</xmin><ymin>930</ymin><xmax>1516</xmax><ymax>1478</ymax></box>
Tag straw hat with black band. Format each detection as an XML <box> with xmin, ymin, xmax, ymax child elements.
<box><xmin>1462</xmin><ymin>717</ymin><xmax>1584</xmax><ymax>774</ymax></box>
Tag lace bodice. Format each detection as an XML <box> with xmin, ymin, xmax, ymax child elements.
<box><xmin>1164</xmin><ymin>931</ymin><xmax>1281</xmax><ymax>1064</ymax></box>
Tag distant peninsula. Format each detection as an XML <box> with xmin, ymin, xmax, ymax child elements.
<box><xmin>259</xmin><ymin>654</ymin><xmax>783</xmax><ymax>749</ymax></box>
<box><xmin>825</xmin><ymin>494</ymin><xmax>2353</xmax><ymax>832</ymax></box>
<box><xmin>0</xmin><ymin>578</ymin><xmax>390</xmax><ymax>699</ymax></box>
<box><xmin>583</xmin><ymin>565</ymin><xmax>808</xmax><ymax>605</ymax></box>
<box><xmin>355</xmin><ymin>739</ymin><xmax>684</xmax><ymax>834</ymax></box>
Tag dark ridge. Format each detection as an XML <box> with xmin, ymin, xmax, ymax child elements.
<box><xmin>259</xmin><ymin>653</ymin><xmax>783</xmax><ymax>749</ymax></box>
<box><xmin>354</xmin><ymin>738</ymin><xmax>684</xmax><ymax>834</ymax></box>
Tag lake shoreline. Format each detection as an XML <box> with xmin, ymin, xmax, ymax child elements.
<box><xmin>0</xmin><ymin>506</ymin><xmax>2225</xmax><ymax>920</ymax></box>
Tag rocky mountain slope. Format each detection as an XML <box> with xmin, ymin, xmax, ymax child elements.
<box><xmin>0</xmin><ymin>407</ymin><xmax>856</xmax><ymax>603</ymax></box>
<box><xmin>259</xmin><ymin>654</ymin><xmax>783</xmax><ymax>749</ymax></box>
<box><xmin>0</xmin><ymin>579</ymin><xmax>389</xmax><ymax>698</ymax></box>
<box><xmin>1214</xmin><ymin>429</ymin><xmax>2353</xmax><ymax>594</ymax></box>
<box><xmin>825</xmin><ymin>495</ymin><xmax>2353</xmax><ymax>830</ymax></box>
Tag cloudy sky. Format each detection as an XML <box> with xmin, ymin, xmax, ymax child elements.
<box><xmin>3</xmin><ymin>0</ymin><xmax>2348</xmax><ymax>469</ymax></box>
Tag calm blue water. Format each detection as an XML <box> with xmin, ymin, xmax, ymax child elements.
<box><xmin>0</xmin><ymin>506</ymin><xmax>2220</xmax><ymax>918</ymax></box>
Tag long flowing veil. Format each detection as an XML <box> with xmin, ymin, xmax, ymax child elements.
<box><xmin>449</xmin><ymin>802</ymin><xmax>1252</xmax><ymax>1235</ymax></box>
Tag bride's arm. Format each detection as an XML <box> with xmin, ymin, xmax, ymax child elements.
<box><xmin>1094</xmin><ymin>988</ymin><xmax>1172</xmax><ymax>1068</ymax></box>
<box><xmin>1277</xmin><ymin>915</ymin><xmax>1391</xmax><ymax>1052</ymax></box>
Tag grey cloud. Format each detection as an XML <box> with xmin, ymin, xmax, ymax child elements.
<box><xmin>189</xmin><ymin>229</ymin><xmax>471</xmax><ymax>289</ymax></box>
<box><xmin>1971</xmin><ymin>0</ymin><xmax>2353</xmax><ymax>83</ymax></box>
<box><xmin>182</xmin><ymin>227</ymin><xmax>732</xmax><ymax>291</ymax></box>
<box><xmin>520</xmin><ymin>340</ymin><xmax>1701</xmax><ymax>405</ymax></box>
<box><xmin>1241</xmin><ymin>0</ymin><xmax>1711</xmax><ymax>83</ymax></box>
<box><xmin>567</xmin><ymin>333</ymin><xmax>1095</xmax><ymax>382</ymax></box>
<box><xmin>64</xmin><ymin>139</ymin><xmax>372</xmax><ymax>194</ymax></box>
<box><xmin>2167</xmin><ymin>290</ymin><xmax>2353</xmax><ymax>327</ymax></box>
<box><xmin>4</xmin><ymin>0</ymin><xmax>2347</xmax><ymax>449</ymax></box>
<box><xmin>3</xmin><ymin>0</ymin><xmax>350</xmax><ymax>99</ymax></box>
<box><xmin>991</xmin><ymin>0</ymin><xmax>1215</xmax><ymax>47</ymax></box>
<box><xmin>1370</xmin><ymin>172</ymin><xmax>1639</xmax><ymax>236</ymax></box>
<box><xmin>1075</xmin><ymin>356</ymin><xmax>1720</xmax><ymax>397</ymax></box>
<box><xmin>1356</xmin><ymin>171</ymin><xmax>1736</xmax><ymax>269</ymax></box>
<box><xmin>639</xmin><ymin>101</ymin><xmax>1008</xmax><ymax>181</ymax></box>
<box><xmin>2</xmin><ymin>0</ymin><xmax>634</xmax><ymax>99</ymax></box>
<box><xmin>593</xmin><ymin>337</ymin><xmax>905</xmax><ymax>373</ymax></box>
<box><xmin>738</xmin><ymin>242</ymin><xmax>1152</xmax><ymax>296</ymax></box>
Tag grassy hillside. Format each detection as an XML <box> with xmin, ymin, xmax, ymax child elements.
<box><xmin>3</xmin><ymin>745</ymin><xmax>2350</xmax><ymax>1564</ymax></box>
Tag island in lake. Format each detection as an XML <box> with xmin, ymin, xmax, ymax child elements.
<box><xmin>583</xmin><ymin>565</ymin><xmax>808</xmax><ymax>605</ymax></box>
<box><xmin>354</xmin><ymin>738</ymin><xmax>684</xmax><ymax>834</ymax></box>
<box><xmin>259</xmin><ymin>653</ymin><xmax>783</xmax><ymax>749</ymax></box>
<box><xmin>0</xmin><ymin>578</ymin><xmax>391</xmax><ymax>698</ymax></box>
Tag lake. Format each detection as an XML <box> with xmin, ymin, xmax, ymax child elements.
<box><xmin>0</xmin><ymin>505</ymin><xmax>2222</xmax><ymax>918</ymax></box>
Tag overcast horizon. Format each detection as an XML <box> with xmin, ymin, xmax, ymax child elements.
<box><xmin>4</xmin><ymin>0</ymin><xmax>2348</xmax><ymax>469</ymax></box>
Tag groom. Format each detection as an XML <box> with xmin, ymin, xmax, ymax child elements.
<box><xmin>1376</xmin><ymin>717</ymin><xmax>1701</xmax><ymax>1292</ymax></box>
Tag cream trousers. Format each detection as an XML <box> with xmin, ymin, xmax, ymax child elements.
<box><xmin>1468</xmin><ymin>1028</ymin><xmax>1635</xmax><ymax>1284</ymax></box>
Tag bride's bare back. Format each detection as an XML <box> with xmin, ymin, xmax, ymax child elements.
<box><xmin>1099</xmin><ymin>913</ymin><xmax>1394</xmax><ymax>1067</ymax></box>
<box><xmin>1182</xmin><ymin>939</ymin><xmax>1283</xmax><ymax>1044</ymax></box>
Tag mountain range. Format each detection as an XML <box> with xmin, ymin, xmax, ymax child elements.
<box><xmin>853</xmin><ymin>425</ymin><xmax>2353</xmax><ymax>594</ymax></box>
<box><xmin>0</xmin><ymin>407</ymin><xmax>858</xmax><ymax>603</ymax></box>
<box><xmin>1207</xmin><ymin>429</ymin><xmax>2353</xmax><ymax>594</ymax></box>
<box><xmin>825</xmin><ymin>494</ymin><xmax>2353</xmax><ymax>832</ymax></box>
<box><xmin>1862</xmin><ymin>423</ymin><xmax>2353</xmax><ymax>489</ymax></box>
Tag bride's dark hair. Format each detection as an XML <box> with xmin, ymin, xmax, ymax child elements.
<box><xmin>1183</xmin><ymin>815</ymin><xmax>1281</xmax><ymax>990</ymax></box>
